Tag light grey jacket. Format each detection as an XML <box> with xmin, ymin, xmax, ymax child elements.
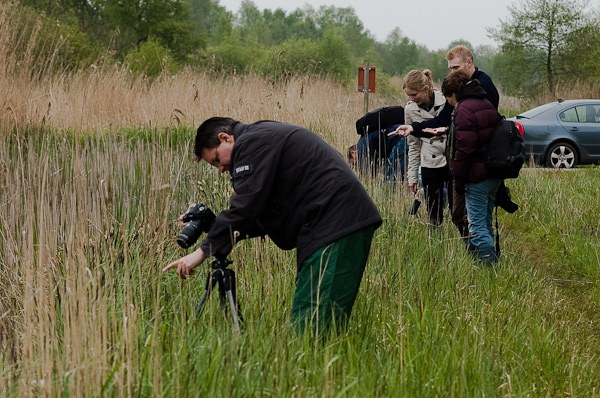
<box><xmin>405</xmin><ymin>91</ymin><xmax>447</xmax><ymax>185</ymax></box>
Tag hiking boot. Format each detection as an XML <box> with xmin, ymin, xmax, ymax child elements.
<box><xmin>467</xmin><ymin>243</ymin><xmax>498</xmax><ymax>266</ymax></box>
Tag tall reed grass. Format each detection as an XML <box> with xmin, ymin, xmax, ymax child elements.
<box><xmin>2</xmin><ymin>129</ymin><xmax>599</xmax><ymax>397</ymax></box>
<box><xmin>537</xmin><ymin>80</ymin><xmax>600</xmax><ymax>104</ymax></box>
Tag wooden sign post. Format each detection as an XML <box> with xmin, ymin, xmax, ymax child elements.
<box><xmin>358</xmin><ymin>61</ymin><xmax>376</xmax><ymax>114</ymax></box>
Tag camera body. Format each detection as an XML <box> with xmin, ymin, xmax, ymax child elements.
<box><xmin>495</xmin><ymin>185</ymin><xmax>518</xmax><ymax>213</ymax></box>
<box><xmin>177</xmin><ymin>203</ymin><xmax>216</xmax><ymax>248</ymax></box>
<box><xmin>409</xmin><ymin>197</ymin><xmax>421</xmax><ymax>215</ymax></box>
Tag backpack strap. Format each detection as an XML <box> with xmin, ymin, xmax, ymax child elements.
<box><xmin>494</xmin><ymin>205</ymin><xmax>501</xmax><ymax>257</ymax></box>
<box><xmin>475</xmin><ymin>113</ymin><xmax>505</xmax><ymax>162</ymax></box>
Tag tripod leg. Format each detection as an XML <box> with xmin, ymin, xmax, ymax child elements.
<box><xmin>225</xmin><ymin>290</ymin><xmax>241</xmax><ymax>332</ymax></box>
<box><xmin>195</xmin><ymin>274</ymin><xmax>215</xmax><ymax>317</ymax></box>
<box><xmin>195</xmin><ymin>291</ymin><xmax>210</xmax><ymax>317</ymax></box>
<box><xmin>227</xmin><ymin>269</ymin><xmax>244</xmax><ymax>327</ymax></box>
<box><xmin>221</xmin><ymin>268</ymin><xmax>243</xmax><ymax>331</ymax></box>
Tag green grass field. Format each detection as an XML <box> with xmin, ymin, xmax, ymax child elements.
<box><xmin>1</xmin><ymin>128</ymin><xmax>599</xmax><ymax>397</ymax></box>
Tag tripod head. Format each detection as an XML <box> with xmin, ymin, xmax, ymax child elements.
<box><xmin>209</xmin><ymin>257</ymin><xmax>233</xmax><ymax>270</ymax></box>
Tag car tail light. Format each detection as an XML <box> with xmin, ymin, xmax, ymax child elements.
<box><xmin>515</xmin><ymin>121</ymin><xmax>525</xmax><ymax>136</ymax></box>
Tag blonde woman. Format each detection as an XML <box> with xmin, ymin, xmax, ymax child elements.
<box><xmin>403</xmin><ymin>69</ymin><xmax>450</xmax><ymax>225</ymax></box>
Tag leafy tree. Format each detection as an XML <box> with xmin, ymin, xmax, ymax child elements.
<box><xmin>251</xmin><ymin>27</ymin><xmax>354</xmax><ymax>81</ymax></box>
<box><xmin>558</xmin><ymin>15</ymin><xmax>600</xmax><ymax>82</ymax></box>
<box><xmin>214</xmin><ymin>3</ymin><xmax>373</xmax><ymax>81</ymax></box>
<box><xmin>19</xmin><ymin>0</ymin><xmax>109</xmax><ymax>44</ymax></box>
<box><xmin>377</xmin><ymin>28</ymin><xmax>419</xmax><ymax>77</ymax></box>
<box><xmin>187</xmin><ymin>0</ymin><xmax>232</xmax><ymax>45</ymax></box>
<box><xmin>257</xmin><ymin>38</ymin><xmax>321</xmax><ymax>78</ymax></box>
<box><xmin>125</xmin><ymin>37</ymin><xmax>177</xmax><ymax>78</ymax></box>
<box><xmin>316</xmin><ymin>27</ymin><xmax>352</xmax><ymax>80</ymax></box>
<box><xmin>236</xmin><ymin>0</ymin><xmax>272</xmax><ymax>46</ymax></box>
<box><xmin>472</xmin><ymin>44</ymin><xmax>499</xmax><ymax>79</ymax></box>
<box><xmin>489</xmin><ymin>0</ymin><xmax>592</xmax><ymax>95</ymax></box>
<box><xmin>262</xmin><ymin>8</ymin><xmax>290</xmax><ymax>44</ymax></box>
<box><xmin>11</xmin><ymin>3</ymin><xmax>102</xmax><ymax>76</ymax></box>
<box><xmin>213</xmin><ymin>12</ymin><xmax>234</xmax><ymax>44</ymax></box>
<box><xmin>103</xmin><ymin>0</ymin><xmax>203</xmax><ymax>62</ymax></box>
<box><xmin>188</xmin><ymin>0</ymin><xmax>215</xmax><ymax>30</ymax></box>
<box><xmin>203</xmin><ymin>30</ymin><xmax>262</xmax><ymax>74</ymax></box>
<box><xmin>283</xmin><ymin>9</ymin><xmax>319</xmax><ymax>42</ymax></box>
<box><xmin>416</xmin><ymin>47</ymin><xmax>448</xmax><ymax>84</ymax></box>
<box><xmin>312</xmin><ymin>6</ymin><xmax>376</xmax><ymax>66</ymax></box>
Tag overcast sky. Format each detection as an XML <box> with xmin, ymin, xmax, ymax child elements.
<box><xmin>217</xmin><ymin>0</ymin><xmax>517</xmax><ymax>51</ymax></box>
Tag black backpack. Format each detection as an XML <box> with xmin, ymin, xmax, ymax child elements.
<box><xmin>481</xmin><ymin>118</ymin><xmax>526</xmax><ymax>179</ymax></box>
<box><xmin>354</xmin><ymin>106</ymin><xmax>405</xmax><ymax>163</ymax></box>
<box><xmin>355</xmin><ymin>106</ymin><xmax>405</xmax><ymax>135</ymax></box>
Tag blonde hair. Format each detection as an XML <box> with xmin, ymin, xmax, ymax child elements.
<box><xmin>403</xmin><ymin>69</ymin><xmax>434</xmax><ymax>94</ymax></box>
<box><xmin>446</xmin><ymin>45</ymin><xmax>473</xmax><ymax>62</ymax></box>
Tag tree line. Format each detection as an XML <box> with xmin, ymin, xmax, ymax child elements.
<box><xmin>13</xmin><ymin>0</ymin><xmax>600</xmax><ymax>98</ymax></box>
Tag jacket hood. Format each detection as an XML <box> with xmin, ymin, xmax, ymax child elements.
<box><xmin>456</xmin><ymin>79</ymin><xmax>488</xmax><ymax>102</ymax></box>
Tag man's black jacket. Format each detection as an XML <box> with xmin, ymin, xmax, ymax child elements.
<box><xmin>200</xmin><ymin>121</ymin><xmax>382</xmax><ymax>268</ymax></box>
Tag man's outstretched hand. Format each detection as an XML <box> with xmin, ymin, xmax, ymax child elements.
<box><xmin>162</xmin><ymin>248</ymin><xmax>208</xmax><ymax>279</ymax></box>
<box><xmin>422</xmin><ymin>127</ymin><xmax>448</xmax><ymax>135</ymax></box>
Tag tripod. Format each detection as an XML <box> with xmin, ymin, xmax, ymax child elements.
<box><xmin>195</xmin><ymin>258</ymin><xmax>243</xmax><ymax>332</ymax></box>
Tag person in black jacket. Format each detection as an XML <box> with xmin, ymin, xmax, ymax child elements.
<box><xmin>163</xmin><ymin>117</ymin><xmax>382</xmax><ymax>333</ymax></box>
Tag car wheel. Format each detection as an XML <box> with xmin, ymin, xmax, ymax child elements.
<box><xmin>546</xmin><ymin>142</ymin><xmax>578</xmax><ymax>169</ymax></box>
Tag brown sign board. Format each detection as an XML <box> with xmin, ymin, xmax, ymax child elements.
<box><xmin>357</xmin><ymin>66</ymin><xmax>376</xmax><ymax>93</ymax></box>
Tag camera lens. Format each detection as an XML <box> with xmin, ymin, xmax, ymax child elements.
<box><xmin>177</xmin><ymin>220</ymin><xmax>203</xmax><ymax>248</ymax></box>
<box><xmin>176</xmin><ymin>203</ymin><xmax>216</xmax><ymax>249</ymax></box>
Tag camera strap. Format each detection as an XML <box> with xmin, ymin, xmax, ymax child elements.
<box><xmin>494</xmin><ymin>206</ymin><xmax>501</xmax><ymax>257</ymax></box>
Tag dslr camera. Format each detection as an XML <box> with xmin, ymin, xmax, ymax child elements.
<box><xmin>177</xmin><ymin>203</ymin><xmax>216</xmax><ymax>248</ymax></box>
<box><xmin>495</xmin><ymin>185</ymin><xmax>518</xmax><ymax>213</ymax></box>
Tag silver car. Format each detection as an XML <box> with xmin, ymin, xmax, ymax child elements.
<box><xmin>512</xmin><ymin>99</ymin><xmax>600</xmax><ymax>168</ymax></box>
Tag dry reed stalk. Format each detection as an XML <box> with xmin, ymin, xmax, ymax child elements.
<box><xmin>1</xmin><ymin>61</ymin><xmax>392</xmax><ymax>153</ymax></box>
<box><xmin>0</xmin><ymin>132</ymin><xmax>189</xmax><ymax>395</ymax></box>
<box><xmin>538</xmin><ymin>80</ymin><xmax>600</xmax><ymax>103</ymax></box>
<box><xmin>0</xmin><ymin>1</ymin><xmax>391</xmax><ymax>154</ymax></box>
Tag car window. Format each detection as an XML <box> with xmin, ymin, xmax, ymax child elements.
<box><xmin>591</xmin><ymin>105</ymin><xmax>600</xmax><ymax>123</ymax></box>
<box><xmin>560</xmin><ymin>105</ymin><xmax>600</xmax><ymax>123</ymax></box>
<box><xmin>560</xmin><ymin>107</ymin><xmax>581</xmax><ymax>122</ymax></box>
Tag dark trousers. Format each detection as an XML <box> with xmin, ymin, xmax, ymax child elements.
<box><xmin>421</xmin><ymin>165</ymin><xmax>451</xmax><ymax>226</ymax></box>
<box><xmin>447</xmin><ymin>176</ymin><xmax>469</xmax><ymax>239</ymax></box>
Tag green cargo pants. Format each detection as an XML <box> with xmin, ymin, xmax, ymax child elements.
<box><xmin>291</xmin><ymin>225</ymin><xmax>376</xmax><ymax>334</ymax></box>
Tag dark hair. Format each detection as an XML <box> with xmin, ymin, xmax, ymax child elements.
<box><xmin>441</xmin><ymin>70</ymin><xmax>470</xmax><ymax>98</ymax></box>
<box><xmin>347</xmin><ymin>144</ymin><xmax>357</xmax><ymax>161</ymax></box>
<box><xmin>194</xmin><ymin>117</ymin><xmax>239</xmax><ymax>160</ymax></box>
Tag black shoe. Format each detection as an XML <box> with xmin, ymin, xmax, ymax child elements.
<box><xmin>467</xmin><ymin>244</ymin><xmax>498</xmax><ymax>266</ymax></box>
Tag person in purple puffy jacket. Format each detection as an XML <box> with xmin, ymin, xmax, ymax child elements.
<box><xmin>441</xmin><ymin>71</ymin><xmax>501</xmax><ymax>265</ymax></box>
